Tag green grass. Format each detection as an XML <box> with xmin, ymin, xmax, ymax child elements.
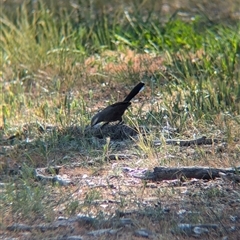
<box><xmin>0</xmin><ymin>0</ymin><xmax>240</xmax><ymax>239</ymax></box>
<box><xmin>1</xmin><ymin>2</ymin><xmax>239</xmax><ymax>128</ymax></box>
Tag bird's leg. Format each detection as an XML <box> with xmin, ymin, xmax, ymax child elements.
<box><xmin>100</xmin><ymin>122</ymin><xmax>109</xmax><ymax>129</ymax></box>
<box><xmin>117</xmin><ymin>121</ymin><xmax>124</xmax><ymax>125</ymax></box>
<box><xmin>117</xmin><ymin>117</ymin><xmax>124</xmax><ymax>125</ymax></box>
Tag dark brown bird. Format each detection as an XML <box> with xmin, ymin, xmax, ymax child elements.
<box><xmin>91</xmin><ymin>82</ymin><xmax>145</xmax><ymax>127</ymax></box>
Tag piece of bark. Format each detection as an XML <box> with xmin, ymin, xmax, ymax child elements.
<box><xmin>34</xmin><ymin>167</ymin><xmax>72</xmax><ymax>186</ymax></box>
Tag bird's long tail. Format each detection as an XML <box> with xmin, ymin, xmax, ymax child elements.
<box><xmin>123</xmin><ymin>82</ymin><xmax>145</xmax><ymax>102</ymax></box>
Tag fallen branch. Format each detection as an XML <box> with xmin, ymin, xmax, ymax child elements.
<box><xmin>131</xmin><ymin>166</ymin><xmax>240</xmax><ymax>181</ymax></box>
<box><xmin>154</xmin><ymin>136</ymin><xmax>219</xmax><ymax>147</ymax></box>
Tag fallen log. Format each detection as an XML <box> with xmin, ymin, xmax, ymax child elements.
<box><xmin>133</xmin><ymin>166</ymin><xmax>240</xmax><ymax>181</ymax></box>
